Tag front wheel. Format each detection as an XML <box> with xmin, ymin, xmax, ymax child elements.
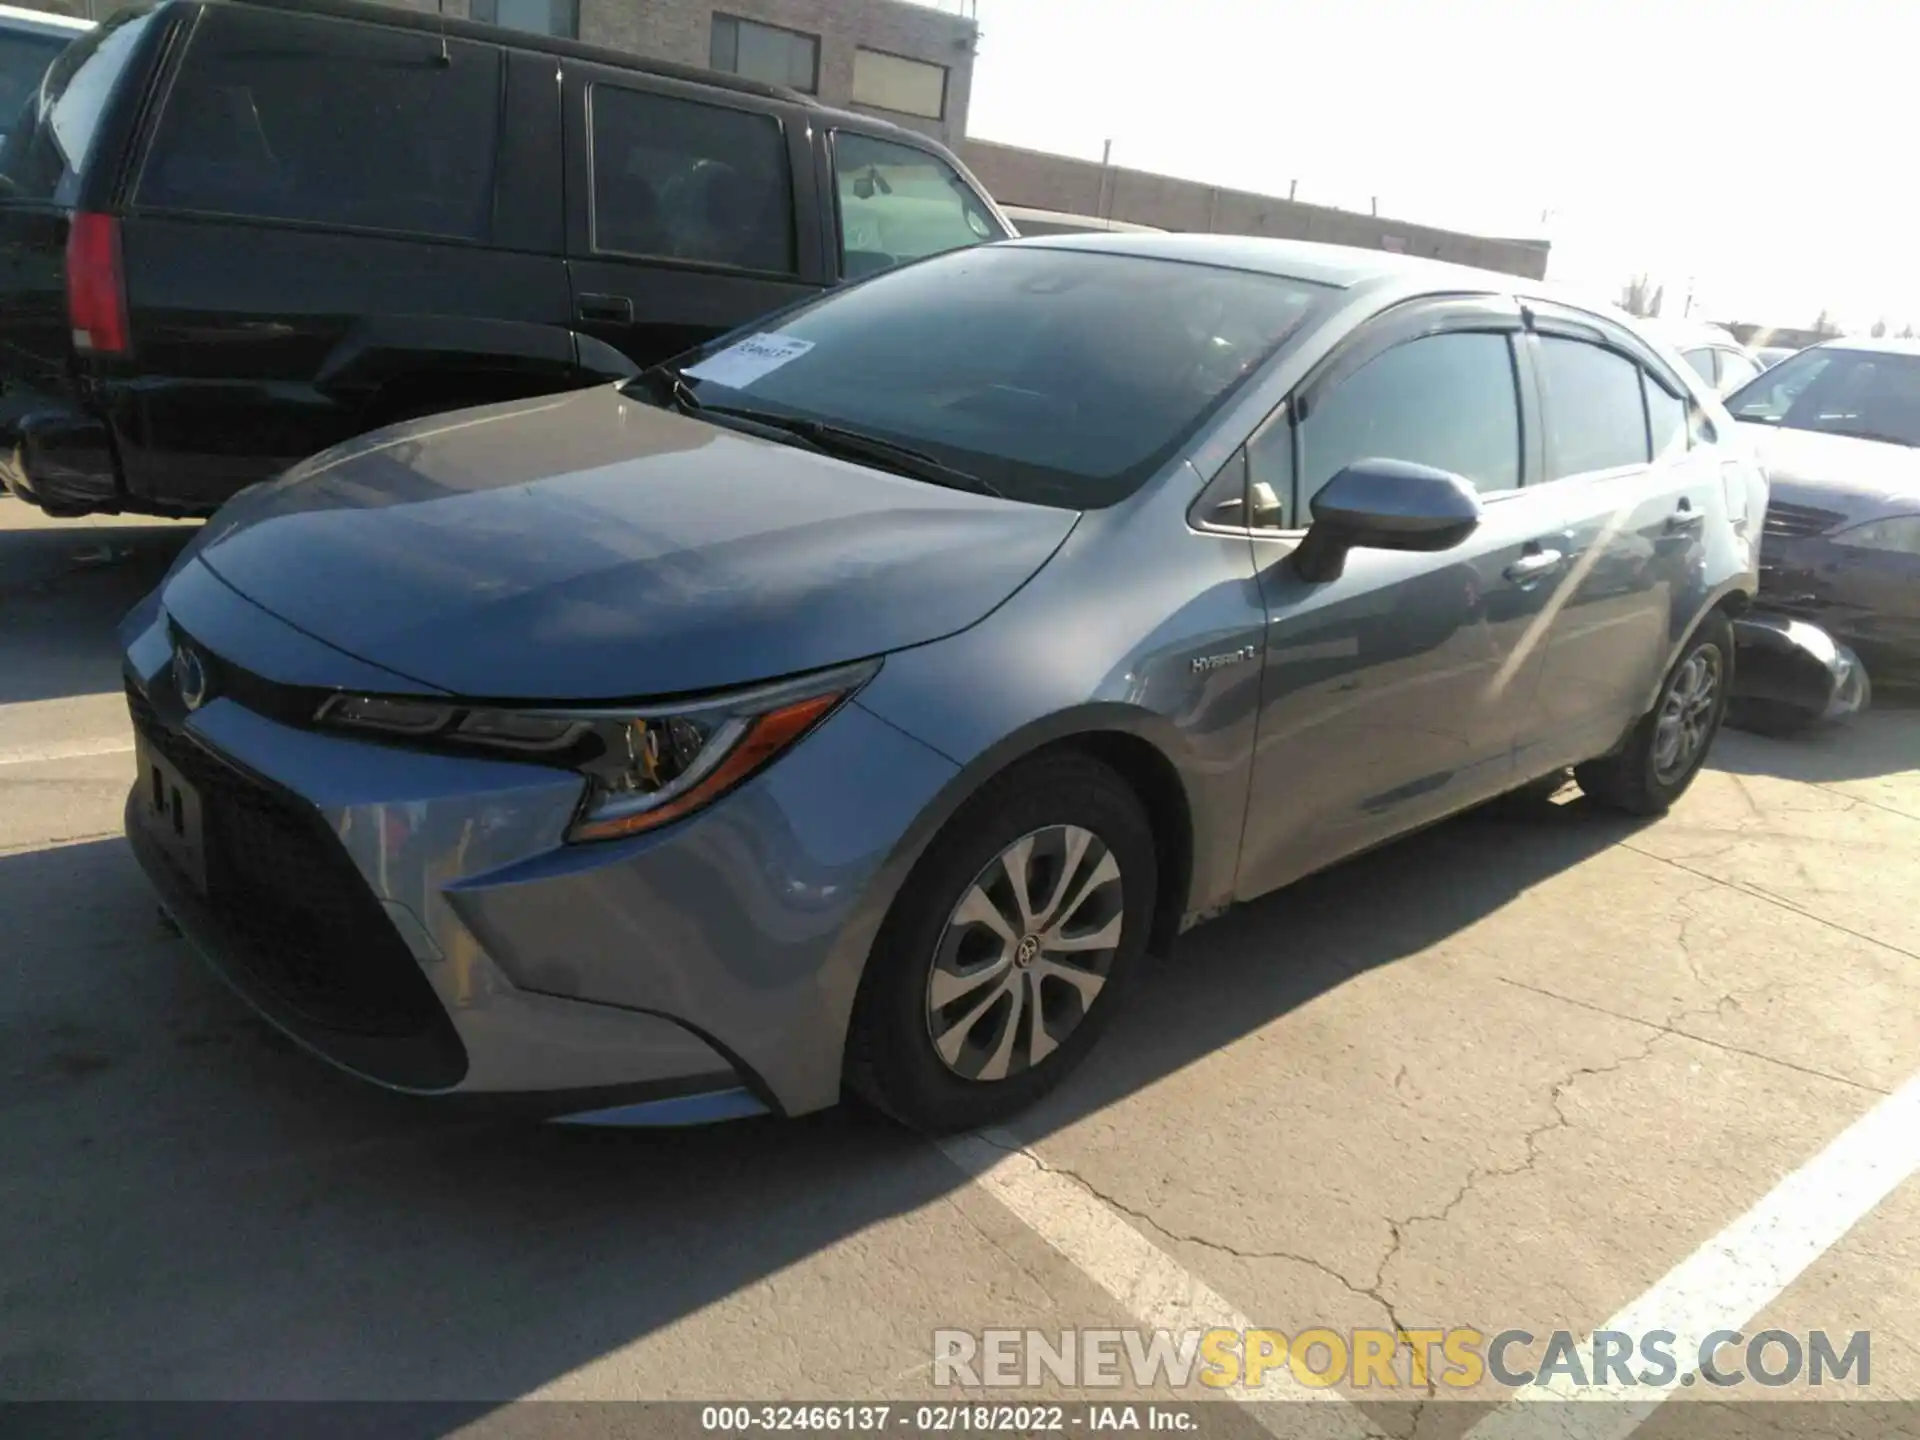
<box><xmin>845</xmin><ymin>753</ymin><xmax>1158</xmax><ymax>1133</ymax></box>
<box><xmin>1576</xmin><ymin>610</ymin><xmax>1733</xmax><ymax>815</ymax></box>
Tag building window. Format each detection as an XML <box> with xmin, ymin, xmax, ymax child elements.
<box><xmin>710</xmin><ymin>15</ymin><xmax>818</xmax><ymax>94</ymax></box>
<box><xmin>470</xmin><ymin>0</ymin><xmax>579</xmax><ymax>39</ymax></box>
<box><xmin>851</xmin><ymin>47</ymin><xmax>946</xmax><ymax>120</ymax></box>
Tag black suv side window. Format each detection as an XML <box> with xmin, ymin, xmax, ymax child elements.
<box><xmin>1295</xmin><ymin>331</ymin><xmax>1521</xmax><ymax>508</ymax></box>
<box><xmin>588</xmin><ymin>84</ymin><xmax>794</xmax><ymax>275</ymax></box>
<box><xmin>138</xmin><ymin>8</ymin><xmax>500</xmax><ymax>241</ymax></box>
<box><xmin>1536</xmin><ymin>336</ymin><xmax>1652</xmax><ymax>480</ymax></box>
<box><xmin>833</xmin><ymin>130</ymin><xmax>998</xmax><ymax>280</ymax></box>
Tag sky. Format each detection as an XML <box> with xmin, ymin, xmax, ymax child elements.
<box><xmin>963</xmin><ymin>0</ymin><xmax>1920</xmax><ymax>334</ymax></box>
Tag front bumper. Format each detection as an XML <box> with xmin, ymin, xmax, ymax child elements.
<box><xmin>120</xmin><ymin>587</ymin><xmax>959</xmax><ymax>1117</ymax></box>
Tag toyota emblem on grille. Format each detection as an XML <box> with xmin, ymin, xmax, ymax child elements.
<box><xmin>173</xmin><ymin>641</ymin><xmax>211</xmax><ymax>711</ymax></box>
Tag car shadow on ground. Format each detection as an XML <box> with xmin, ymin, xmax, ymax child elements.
<box><xmin>1717</xmin><ymin>688</ymin><xmax>1920</xmax><ymax>785</ymax></box>
<box><xmin>0</xmin><ymin>785</ymin><xmax>1649</xmax><ymax>1416</ymax></box>
<box><xmin>0</xmin><ymin>512</ymin><xmax>198</xmax><ymax>707</ymax></box>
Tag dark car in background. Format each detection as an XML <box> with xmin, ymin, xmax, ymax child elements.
<box><xmin>0</xmin><ymin>0</ymin><xmax>1009</xmax><ymax>518</ymax></box>
<box><xmin>1728</xmin><ymin>339</ymin><xmax>1920</xmax><ymax>678</ymax></box>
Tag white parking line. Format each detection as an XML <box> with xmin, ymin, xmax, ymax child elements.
<box><xmin>0</xmin><ymin>737</ymin><xmax>134</xmax><ymax>767</ymax></box>
<box><xmin>1464</xmin><ymin>1068</ymin><xmax>1920</xmax><ymax>1440</ymax></box>
<box><xmin>940</xmin><ymin>1130</ymin><xmax>1384</xmax><ymax>1439</ymax></box>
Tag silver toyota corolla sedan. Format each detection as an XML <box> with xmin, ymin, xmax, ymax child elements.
<box><xmin>121</xmin><ymin>235</ymin><xmax>1766</xmax><ymax>1132</ymax></box>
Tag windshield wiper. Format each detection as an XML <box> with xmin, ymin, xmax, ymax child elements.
<box><xmin>758</xmin><ymin>417</ymin><xmax>1007</xmax><ymax>499</ymax></box>
<box><xmin>629</xmin><ymin>367</ymin><xmax>1006</xmax><ymax>498</ymax></box>
<box><xmin>630</xmin><ymin>365</ymin><xmax>704</xmax><ymax>415</ymax></box>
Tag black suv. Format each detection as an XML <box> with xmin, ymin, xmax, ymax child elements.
<box><xmin>0</xmin><ymin>0</ymin><xmax>1010</xmax><ymax>517</ymax></box>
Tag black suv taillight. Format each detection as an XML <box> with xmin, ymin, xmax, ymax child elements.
<box><xmin>66</xmin><ymin>211</ymin><xmax>129</xmax><ymax>356</ymax></box>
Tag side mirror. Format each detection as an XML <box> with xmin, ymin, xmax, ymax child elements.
<box><xmin>1291</xmin><ymin>458</ymin><xmax>1482</xmax><ymax>583</ymax></box>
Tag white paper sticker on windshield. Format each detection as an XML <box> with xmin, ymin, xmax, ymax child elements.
<box><xmin>683</xmin><ymin>334</ymin><xmax>815</xmax><ymax>388</ymax></box>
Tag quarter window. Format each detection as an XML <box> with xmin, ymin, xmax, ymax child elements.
<box><xmin>710</xmin><ymin>15</ymin><xmax>818</xmax><ymax>93</ymax></box>
<box><xmin>589</xmin><ymin>85</ymin><xmax>794</xmax><ymax>274</ymax></box>
<box><xmin>138</xmin><ymin>8</ymin><xmax>499</xmax><ymax>241</ymax></box>
<box><xmin>1537</xmin><ymin>336</ymin><xmax>1652</xmax><ymax>479</ymax></box>
<box><xmin>851</xmin><ymin>47</ymin><xmax>946</xmax><ymax>120</ymax></box>
<box><xmin>1644</xmin><ymin>373</ymin><xmax>1687</xmax><ymax>460</ymax></box>
<box><xmin>834</xmin><ymin>131</ymin><xmax>999</xmax><ymax>279</ymax></box>
<box><xmin>1297</xmin><ymin>331</ymin><xmax>1522</xmax><ymax>507</ymax></box>
<box><xmin>470</xmin><ymin>0</ymin><xmax>579</xmax><ymax>38</ymax></box>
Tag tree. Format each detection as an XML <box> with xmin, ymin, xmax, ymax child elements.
<box><xmin>1871</xmin><ymin>318</ymin><xmax>1888</xmax><ymax>338</ymax></box>
<box><xmin>1618</xmin><ymin>274</ymin><xmax>1655</xmax><ymax>317</ymax></box>
<box><xmin>1650</xmin><ymin>285</ymin><xmax>1666</xmax><ymax>318</ymax></box>
<box><xmin>1901</xmin><ymin>324</ymin><xmax>1917</xmax><ymax>340</ymax></box>
<box><xmin>1813</xmin><ymin>309</ymin><xmax>1842</xmax><ymax>338</ymax></box>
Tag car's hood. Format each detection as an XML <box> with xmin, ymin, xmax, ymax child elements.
<box><xmin>1739</xmin><ymin>422</ymin><xmax>1920</xmax><ymax>520</ymax></box>
<box><xmin>195</xmin><ymin>387</ymin><xmax>1078</xmax><ymax>700</ymax></box>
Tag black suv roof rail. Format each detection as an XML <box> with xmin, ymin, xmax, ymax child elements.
<box><xmin>214</xmin><ymin>0</ymin><xmax>816</xmax><ymax>106</ymax></box>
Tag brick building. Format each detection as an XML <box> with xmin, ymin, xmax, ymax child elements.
<box><xmin>25</xmin><ymin>0</ymin><xmax>979</xmax><ymax>144</ymax></box>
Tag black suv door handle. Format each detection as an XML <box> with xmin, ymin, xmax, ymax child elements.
<box><xmin>577</xmin><ymin>293</ymin><xmax>633</xmax><ymax>325</ymax></box>
<box><xmin>1666</xmin><ymin>502</ymin><xmax>1705</xmax><ymax>534</ymax></box>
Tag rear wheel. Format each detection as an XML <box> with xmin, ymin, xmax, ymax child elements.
<box><xmin>1576</xmin><ymin>610</ymin><xmax>1733</xmax><ymax>815</ymax></box>
<box><xmin>846</xmin><ymin>753</ymin><xmax>1157</xmax><ymax>1133</ymax></box>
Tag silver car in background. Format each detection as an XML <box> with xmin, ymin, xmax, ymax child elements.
<box><xmin>121</xmin><ymin>235</ymin><xmax>1764</xmax><ymax>1132</ymax></box>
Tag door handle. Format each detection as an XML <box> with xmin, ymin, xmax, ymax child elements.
<box><xmin>576</xmin><ymin>293</ymin><xmax>633</xmax><ymax>325</ymax></box>
<box><xmin>1666</xmin><ymin>503</ymin><xmax>1705</xmax><ymax>534</ymax></box>
<box><xmin>1504</xmin><ymin>548</ymin><xmax>1565</xmax><ymax>583</ymax></box>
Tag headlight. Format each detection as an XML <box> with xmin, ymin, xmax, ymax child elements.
<box><xmin>316</xmin><ymin>660</ymin><xmax>878</xmax><ymax>842</ymax></box>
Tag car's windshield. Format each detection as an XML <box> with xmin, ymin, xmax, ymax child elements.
<box><xmin>655</xmin><ymin>245</ymin><xmax>1333</xmax><ymax>509</ymax></box>
<box><xmin>1727</xmin><ymin>346</ymin><xmax>1920</xmax><ymax>447</ymax></box>
<box><xmin>0</xmin><ymin>29</ymin><xmax>71</xmax><ymax>149</ymax></box>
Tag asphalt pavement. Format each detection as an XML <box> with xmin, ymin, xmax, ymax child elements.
<box><xmin>3</xmin><ymin>496</ymin><xmax>1917</xmax><ymax>1438</ymax></box>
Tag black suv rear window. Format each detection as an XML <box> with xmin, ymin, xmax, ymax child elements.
<box><xmin>137</xmin><ymin>7</ymin><xmax>501</xmax><ymax>242</ymax></box>
<box><xmin>0</xmin><ymin>10</ymin><xmax>156</xmax><ymax>204</ymax></box>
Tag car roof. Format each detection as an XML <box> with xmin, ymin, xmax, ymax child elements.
<box><xmin>1001</xmin><ymin>230</ymin><xmax>1549</xmax><ymax>295</ymax></box>
<box><xmin>203</xmin><ymin>0</ymin><xmax>954</xmax><ymax>152</ymax></box>
<box><xmin>1807</xmin><ymin>336</ymin><xmax>1920</xmax><ymax>358</ymax></box>
<box><xmin>0</xmin><ymin>3</ymin><xmax>93</xmax><ymax>34</ymax></box>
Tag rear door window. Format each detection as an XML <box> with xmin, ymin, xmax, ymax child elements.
<box><xmin>1537</xmin><ymin>336</ymin><xmax>1652</xmax><ymax>479</ymax></box>
<box><xmin>1681</xmin><ymin>348</ymin><xmax>1718</xmax><ymax>387</ymax></box>
<box><xmin>588</xmin><ymin>83</ymin><xmax>794</xmax><ymax>274</ymax></box>
<box><xmin>137</xmin><ymin>7</ymin><xmax>501</xmax><ymax>241</ymax></box>
<box><xmin>1716</xmin><ymin>348</ymin><xmax>1761</xmax><ymax>393</ymax></box>
<box><xmin>833</xmin><ymin>130</ymin><xmax>1001</xmax><ymax>279</ymax></box>
<box><xmin>0</xmin><ymin>10</ymin><xmax>156</xmax><ymax>204</ymax></box>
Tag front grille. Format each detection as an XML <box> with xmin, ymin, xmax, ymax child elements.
<box><xmin>1762</xmin><ymin>500</ymin><xmax>1847</xmax><ymax>539</ymax></box>
<box><xmin>128</xmin><ymin>680</ymin><xmax>446</xmax><ymax>1040</ymax></box>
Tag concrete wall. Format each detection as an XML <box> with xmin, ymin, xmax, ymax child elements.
<box><xmin>961</xmin><ymin>139</ymin><xmax>1552</xmax><ymax>281</ymax></box>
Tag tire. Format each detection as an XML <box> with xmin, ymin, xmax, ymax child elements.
<box><xmin>1576</xmin><ymin>610</ymin><xmax>1734</xmax><ymax>816</ymax></box>
<box><xmin>845</xmin><ymin>752</ymin><xmax>1158</xmax><ymax>1134</ymax></box>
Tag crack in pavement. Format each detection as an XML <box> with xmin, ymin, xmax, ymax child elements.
<box><xmin>1493</xmin><ymin>974</ymin><xmax>1887</xmax><ymax>1096</ymax></box>
<box><xmin>1620</xmin><ymin>839</ymin><xmax>1920</xmax><ymax>965</ymax></box>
